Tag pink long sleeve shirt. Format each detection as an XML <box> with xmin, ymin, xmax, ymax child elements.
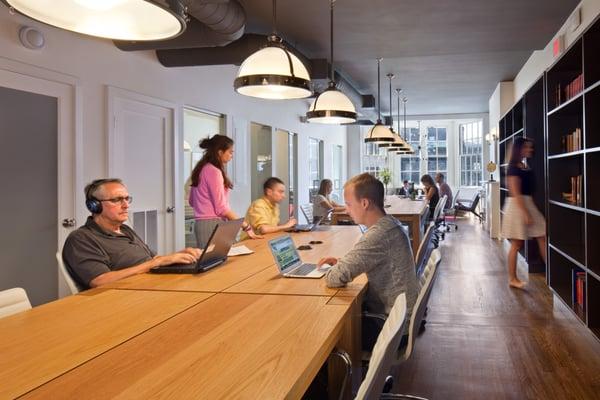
<box><xmin>189</xmin><ymin>164</ymin><xmax>231</xmax><ymax>220</ymax></box>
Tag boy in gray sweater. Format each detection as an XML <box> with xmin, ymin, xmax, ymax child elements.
<box><xmin>318</xmin><ymin>173</ymin><xmax>418</xmax><ymax>348</ymax></box>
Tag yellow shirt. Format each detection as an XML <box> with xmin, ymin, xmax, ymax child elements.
<box><xmin>241</xmin><ymin>196</ymin><xmax>280</xmax><ymax>240</ymax></box>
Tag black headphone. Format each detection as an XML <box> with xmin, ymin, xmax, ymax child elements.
<box><xmin>85</xmin><ymin>178</ymin><xmax>121</xmax><ymax>214</ymax></box>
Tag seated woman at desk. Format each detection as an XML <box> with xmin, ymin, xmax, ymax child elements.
<box><xmin>420</xmin><ymin>174</ymin><xmax>439</xmax><ymax>218</ymax></box>
<box><xmin>313</xmin><ymin>179</ymin><xmax>345</xmax><ymax>220</ymax></box>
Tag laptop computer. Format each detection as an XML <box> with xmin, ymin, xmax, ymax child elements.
<box><xmin>287</xmin><ymin>215</ymin><xmax>324</xmax><ymax>232</ymax></box>
<box><xmin>268</xmin><ymin>235</ymin><xmax>329</xmax><ymax>278</ymax></box>
<box><xmin>149</xmin><ymin>219</ymin><xmax>243</xmax><ymax>274</ymax></box>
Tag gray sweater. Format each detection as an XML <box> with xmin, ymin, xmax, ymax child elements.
<box><xmin>325</xmin><ymin>215</ymin><xmax>418</xmax><ymax>319</ymax></box>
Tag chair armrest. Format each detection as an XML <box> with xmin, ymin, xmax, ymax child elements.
<box><xmin>362</xmin><ymin>312</ymin><xmax>388</xmax><ymax>323</ymax></box>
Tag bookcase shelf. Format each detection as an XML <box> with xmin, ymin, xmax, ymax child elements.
<box><xmin>498</xmin><ymin>76</ymin><xmax>546</xmax><ymax>273</ymax></box>
<box><xmin>549</xmin><ymin>203</ymin><xmax>585</xmax><ymax>265</ymax></box>
<box><xmin>546</xmin><ymin>16</ymin><xmax>600</xmax><ymax>341</ymax></box>
<box><xmin>585</xmin><ymin>85</ymin><xmax>600</xmax><ymax>149</ymax></box>
<box><xmin>587</xmin><ymin>152</ymin><xmax>600</xmax><ymax>212</ymax></box>
<box><xmin>547</xmin><ymin>156</ymin><xmax>583</xmax><ymax>206</ymax></box>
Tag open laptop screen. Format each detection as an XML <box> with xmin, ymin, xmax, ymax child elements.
<box><xmin>269</xmin><ymin>236</ymin><xmax>300</xmax><ymax>272</ymax></box>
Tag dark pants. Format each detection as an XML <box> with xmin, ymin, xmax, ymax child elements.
<box><xmin>362</xmin><ymin>315</ymin><xmax>409</xmax><ymax>352</ymax></box>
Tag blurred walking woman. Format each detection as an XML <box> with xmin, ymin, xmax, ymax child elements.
<box><xmin>502</xmin><ymin>137</ymin><xmax>546</xmax><ymax>289</ymax></box>
<box><xmin>189</xmin><ymin>135</ymin><xmax>260</xmax><ymax>247</ymax></box>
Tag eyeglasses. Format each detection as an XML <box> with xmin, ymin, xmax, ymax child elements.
<box><xmin>99</xmin><ymin>196</ymin><xmax>133</xmax><ymax>205</ymax></box>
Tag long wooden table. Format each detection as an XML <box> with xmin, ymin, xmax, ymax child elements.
<box><xmin>1</xmin><ymin>226</ymin><xmax>367</xmax><ymax>399</ymax></box>
<box><xmin>20</xmin><ymin>294</ymin><xmax>351</xmax><ymax>400</ymax></box>
<box><xmin>331</xmin><ymin>196</ymin><xmax>428</xmax><ymax>252</ymax></box>
<box><xmin>0</xmin><ymin>289</ymin><xmax>212</xmax><ymax>399</ymax></box>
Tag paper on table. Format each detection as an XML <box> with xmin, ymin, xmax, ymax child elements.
<box><xmin>228</xmin><ymin>245</ymin><xmax>254</xmax><ymax>256</ymax></box>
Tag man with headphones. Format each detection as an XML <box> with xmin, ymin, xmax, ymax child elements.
<box><xmin>62</xmin><ymin>178</ymin><xmax>201</xmax><ymax>289</ymax></box>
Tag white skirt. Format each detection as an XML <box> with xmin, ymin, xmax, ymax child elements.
<box><xmin>501</xmin><ymin>196</ymin><xmax>546</xmax><ymax>240</ymax></box>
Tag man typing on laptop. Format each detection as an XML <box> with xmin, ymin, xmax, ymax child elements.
<box><xmin>242</xmin><ymin>177</ymin><xmax>297</xmax><ymax>238</ymax></box>
<box><xmin>62</xmin><ymin>179</ymin><xmax>202</xmax><ymax>290</ymax></box>
<box><xmin>317</xmin><ymin>173</ymin><xmax>419</xmax><ymax>350</ymax></box>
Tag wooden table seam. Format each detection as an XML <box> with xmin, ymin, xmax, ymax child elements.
<box><xmin>14</xmin><ymin>291</ymin><xmax>218</xmax><ymax>399</ymax></box>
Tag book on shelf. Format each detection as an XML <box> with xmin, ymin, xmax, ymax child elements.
<box><xmin>553</xmin><ymin>74</ymin><xmax>584</xmax><ymax>108</ymax></box>
<box><xmin>575</xmin><ymin>271</ymin><xmax>586</xmax><ymax>308</ymax></box>
<box><xmin>561</xmin><ymin>175</ymin><xmax>582</xmax><ymax>205</ymax></box>
<box><xmin>561</xmin><ymin>128</ymin><xmax>582</xmax><ymax>152</ymax></box>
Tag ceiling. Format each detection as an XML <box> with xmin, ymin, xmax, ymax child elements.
<box><xmin>240</xmin><ymin>0</ymin><xmax>580</xmax><ymax>116</ymax></box>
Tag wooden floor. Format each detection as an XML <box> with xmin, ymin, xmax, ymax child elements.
<box><xmin>392</xmin><ymin>218</ymin><xmax>600</xmax><ymax>400</ymax></box>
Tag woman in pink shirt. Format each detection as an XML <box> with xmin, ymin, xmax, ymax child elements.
<box><xmin>189</xmin><ymin>135</ymin><xmax>260</xmax><ymax>247</ymax></box>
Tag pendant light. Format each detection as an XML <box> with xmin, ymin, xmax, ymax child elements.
<box><xmin>364</xmin><ymin>58</ymin><xmax>395</xmax><ymax>143</ymax></box>
<box><xmin>234</xmin><ymin>0</ymin><xmax>311</xmax><ymax>100</ymax></box>
<box><xmin>306</xmin><ymin>0</ymin><xmax>356</xmax><ymax>124</ymax></box>
<box><xmin>396</xmin><ymin>93</ymin><xmax>415</xmax><ymax>155</ymax></box>
<box><xmin>4</xmin><ymin>0</ymin><xmax>186</xmax><ymax>41</ymax></box>
<box><xmin>380</xmin><ymin>74</ymin><xmax>411</xmax><ymax>151</ymax></box>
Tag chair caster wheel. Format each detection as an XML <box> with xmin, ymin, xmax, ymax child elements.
<box><xmin>383</xmin><ymin>375</ymin><xmax>394</xmax><ymax>393</ymax></box>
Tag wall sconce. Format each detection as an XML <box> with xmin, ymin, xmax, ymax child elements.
<box><xmin>485</xmin><ymin>128</ymin><xmax>499</xmax><ymax>144</ymax></box>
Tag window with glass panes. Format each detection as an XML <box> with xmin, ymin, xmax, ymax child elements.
<box><xmin>459</xmin><ymin>121</ymin><xmax>483</xmax><ymax>186</ymax></box>
<box><xmin>362</xmin><ymin>128</ymin><xmax>388</xmax><ymax>179</ymax></box>
<box><xmin>399</xmin><ymin>127</ymin><xmax>421</xmax><ymax>183</ymax></box>
<box><xmin>426</xmin><ymin>126</ymin><xmax>447</xmax><ymax>177</ymax></box>
<box><xmin>308</xmin><ymin>138</ymin><xmax>323</xmax><ymax>199</ymax></box>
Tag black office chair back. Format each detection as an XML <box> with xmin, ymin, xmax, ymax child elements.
<box><xmin>401</xmin><ymin>249</ymin><xmax>441</xmax><ymax>362</ymax></box>
<box><xmin>469</xmin><ymin>193</ymin><xmax>480</xmax><ymax>211</ymax></box>
<box><xmin>415</xmin><ymin>224</ymin><xmax>435</xmax><ymax>278</ymax></box>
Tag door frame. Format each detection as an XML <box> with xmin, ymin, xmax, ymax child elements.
<box><xmin>0</xmin><ymin>57</ymin><xmax>82</xmax><ymax>298</ymax></box>
<box><xmin>106</xmin><ymin>86</ymin><xmax>180</xmax><ymax>252</ymax></box>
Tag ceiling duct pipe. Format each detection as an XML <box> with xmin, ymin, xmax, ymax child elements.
<box><xmin>114</xmin><ymin>0</ymin><xmax>246</xmax><ymax>51</ymax></box>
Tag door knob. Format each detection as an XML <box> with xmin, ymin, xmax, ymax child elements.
<box><xmin>166</xmin><ymin>206</ymin><xmax>175</xmax><ymax>213</ymax></box>
<box><xmin>62</xmin><ymin>218</ymin><xmax>76</xmax><ymax>228</ymax></box>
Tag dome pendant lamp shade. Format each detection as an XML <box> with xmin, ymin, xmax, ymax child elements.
<box><xmin>4</xmin><ymin>0</ymin><xmax>186</xmax><ymax>41</ymax></box>
<box><xmin>364</xmin><ymin>58</ymin><xmax>395</xmax><ymax>143</ymax></box>
<box><xmin>234</xmin><ymin>0</ymin><xmax>312</xmax><ymax>100</ymax></box>
<box><xmin>395</xmin><ymin>93</ymin><xmax>415</xmax><ymax>155</ymax></box>
<box><xmin>380</xmin><ymin>74</ymin><xmax>411</xmax><ymax>150</ymax></box>
<box><xmin>306</xmin><ymin>0</ymin><xmax>356</xmax><ymax>124</ymax></box>
<box><xmin>306</xmin><ymin>82</ymin><xmax>357</xmax><ymax>124</ymax></box>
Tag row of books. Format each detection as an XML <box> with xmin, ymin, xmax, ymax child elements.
<box><xmin>575</xmin><ymin>271</ymin><xmax>586</xmax><ymax>310</ymax></box>
<box><xmin>561</xmin><ymin>175</ymin><xmax>583</xmax><ymax>205</ymax></box>
<box><xmin>552</xmin><ymin>74</ymin><xmax>584</xmax><ymax>107</ymax></box>
<box><xmin>561</xmin><ymin>128</ymin><xmax>583</xmax><ymax>152</ymax></box>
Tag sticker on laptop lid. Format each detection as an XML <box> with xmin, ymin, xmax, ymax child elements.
<box><xmin>205</xmin><ymin>244</ymin><xmax>215</xmax><ymax>253</ymax></box>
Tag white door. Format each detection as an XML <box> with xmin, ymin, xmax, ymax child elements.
<box><xmin>0</xmin><ymin>67</ymin><xmax>78</xmax><ymax>301</ymax></box>
<box><xmin>108</xmin><ymin>88</ymin><xmax>175</xmax><ymax>255</ymax></box>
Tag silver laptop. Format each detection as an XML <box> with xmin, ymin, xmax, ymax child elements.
<box><xmin>287</xmin><ymin>215</ymin><xmax>324</xmax><ymax>232</ymax></box>
<box><xmin>268</xmin><ymin>235</ymin><xmax>326</xmax><ymax>278</ymax></box>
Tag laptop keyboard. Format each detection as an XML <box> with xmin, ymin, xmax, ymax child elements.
<box><xmin>294</xmin><ymin>263</ymin><xmax>317</xmax><ymax>275</ymax></box>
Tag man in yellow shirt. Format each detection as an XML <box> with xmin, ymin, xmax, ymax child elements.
<box><xmin>243</xmin><ymin>177</ymin><xmax>297</xmax><ymax>238</ymax></box>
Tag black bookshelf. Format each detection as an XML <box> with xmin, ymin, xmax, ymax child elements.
<box><xmin>498</xmin><ymin>77</ymin><xmax>547</xmax><ymax>273</ymax></box>
<box><xmin>546</xmin><ymin>16</ymin><xmax>600</xmax><ymax>340</ymax></box>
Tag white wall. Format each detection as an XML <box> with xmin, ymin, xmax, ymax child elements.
<box><xmin>0</xmin><ymin>7</ymin><xmax>347</xmax><ymax>243</ymax></box>
<box><xmin>514</xmin><ymin>0</ymin><xmax>600</xmax><ymax>101</ymax></box>
<box><xmin>488</xmin><ymin>81</ymin><xmax>514</xmax><ymax>175</ymax></box>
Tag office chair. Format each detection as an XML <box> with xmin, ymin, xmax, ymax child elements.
<box><xmin>440</xmin><ymin>189</ymin><xmax>460</xmax><ymax>232</ymax></box>
<box><xmin>329</xmin><ymin>294</ymin><xmax>408</xmax><ymax>400</ymax></box>
<box><xmin>456</xmin><ymin>193</ymin><xmax>482</xmax><ymax>222</ymax></box>
<box><xmin>0</xmin><ymin>287</ymin><xmax>32</xmax><ymax>319</ymax></box>
<box><xmin>414</xmin><ymin>224</ymin><xmax>438</xmax><ymax>281</ymax></box>
<box><xmin>356</xmin><ymin>250</ymin><xmax>441</xmax><ymax>400</ymax></box>
<box><xmin>56</xmin><ymin>252</ymin><xmax>80</xmax><ymax>295</ymax></box>
<box><xmin>299</xmin><ymin>204</ymin><xmax>314</xmax><ymax>224</ymax></box>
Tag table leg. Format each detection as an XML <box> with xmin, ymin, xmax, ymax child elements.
<box><xmin>328</xmin><ymin>295</ymin><xmax>363</xmax><ymax>399</ymax></box>
<box><xmin>411</xmin><ymin>215</ymin><xmax>421</xmax><ymax>254</ymax></box>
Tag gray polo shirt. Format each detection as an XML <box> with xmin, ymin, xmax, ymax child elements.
<box><xmin>62</xmin><ymin>217</ymin><xmax>155</xmax><ymax>289</ymax></box>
